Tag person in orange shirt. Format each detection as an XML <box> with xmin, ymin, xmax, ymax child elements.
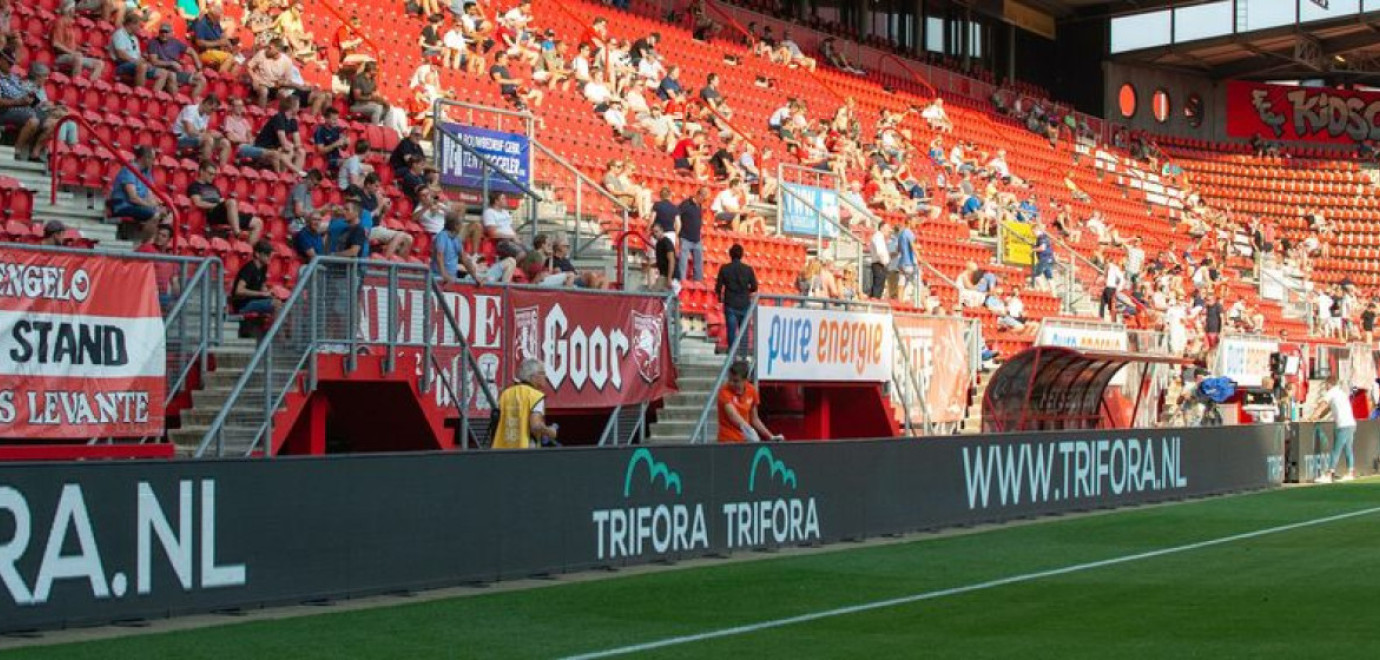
<box><xmin>717</xmin><ymin>361</ymin><xmax>783</xmax><ymax>443</ymax></box>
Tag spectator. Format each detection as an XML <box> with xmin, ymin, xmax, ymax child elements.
<box><xmin>336</xmin><ymin>140</ymin><xmax>374</xmax><ymax>192</ymax></box>
<box><xmin>776</xmin><ymin>31</ymin><xmax>816</xmax><ymax>71</ymax></box>
<box><xmin>354</xmin><ymin>173</ymin><xmax>411</xmax><ymax>258</ymax></box>
<box><xmin>482</xmin><ymin>191</ymin><xmax>522</xmax><ymax>250</ymax></box>
<box><xmin>109</xmin><ymin>146</ymin><xmax>168</xmax><ymax>232</ymax></box>
<box><xmin>640</xmin><ymin>104</ymin><xmax>679</xmax><ymax>151</ymax></box>
<box><xmin>255</xmin><ymin>95</ymin><xmax>307</xmax><ymax>175</ymax></box>
<box><xmin>284</xmin><ymin>169</ymin><xmax>324</xmax><ymax>231</ymax></box>
<box><xmin>994</xmin><ymin>285</ymin><xmax>1032</xmax><ymax>334</ymax></box>
<box><xmin>738</xmin><ymin>142</ymin><xmax>777</xmax><ymax>203</ymax></box>
<box><xmin>146</xmin><ymin>23</ymin><xmax>207</xmax><ymax>98</ymax></box>
<box><xmin>711</xmin><ymin>179</ymin><xmax>766</xmax><ymax>233</ymax></box>
<box><xmin>329</xmin><ymin>199</ymin><xmax>370</xmax><ymax>258</ymax></box>
<box><xmin>490</xmin><ymin>51</ymin><xmax>543</xmax><ymax>112</ymax></box>
<box><xmin>441</xmin><ymin>15</ymin><xmax>476</xmax><ymax>73</ymax></box>
<box><xmin>281</xmin><ymin>56</ymin><xmax>333</xmax><ymax>117</ymax></box>
<box><xmin>231</xmin><ymin>241</ymin><xmax>282</xmax><ymax>314</ymax></box>
<box><xmin>349</xmin><ymin>61</ymin><xmax>390</xmax><ymax>124</ymax></box>
<box><xmin>820</xmin><ymin>37</ymin><xmax>863</xmax><ymax>74</ymax></box>
<box><xmin>38</xmin><ymin>220</ymin><xmax>70</xmax><ymax>247</ymax></box>
<box><xmin>17</xmin><ymin>62</ymin><xmax>69</xmax><ymax>163</ymax></box>
<box><xmin>52</xmin><ymin>1</ymin><xmax>106</xmax><ymax>80</ymax></box>
<box><xmin>135</xmin><ymin>224</ymin><xmax>179</xmax><ymax>308</ymax></box>
<box><xmin>399</xmin><ymin>155</ymin><xmax>429</xmax><ymax>206</ymax></box>
<box><xmin>534</xmin><ymin>36</ymin><xmax>572</xmax><ymax>91</ymax></box>
<box><xmin>1202</xmin><ymin>291</ymin><xmax>1223</xmax><ymax>352</ymax></box>
<box><xmin>699</xmin><ymin>72</ymin><xmax>732</xmax><ymax>117</ymax></box>
<box><xmin>494</xmin><ymin>358</ymin><xmax>558</xmax><ymax>450</ymax></box>
<box><xmin>708</xmin><ymin>136</ymin><xmax>740</xmax><ymax>181</ymax></box>
<box><xmin>657</xmin><ymin>65</ymin><xmax>684</xmax><ymax>101</ymax></box>
<box><xmin>1309</xmin><ymin>375</ymin><xmax>1357</xmax><ymax>483</ymax></box>
<box><xmin>717</xmin><ymin>360</ymin><xmax>782</xmax><ymax>443</ymax></box>
<box><xmin>679</xmin><ymin>187</ymin><xmax>706</xmax><ymax>282</ymax></box>
<box><xmin>670</xmin><ymin>131</ymin><xmax>709</xmax><ymax>180</ymax></box>
<box><xmin>716</xmin><ymin>243</ymin><xmax>758</xmax><ymax>348</ymax></box>
<box><xmin>188</xmin><ymin>2</ymin><xmax>238</xmax><ymax>73</ymax></box>
<box><xmin>173</xmin><ymin>95</ymin><xmax>230</xmax><ymax>165</ymax></box>
<box><xmin>109</xmin><ymin>13</ymin><xmax>171</xmax><ymax>93</ymax></box>
<box><xmin>887</xmin><ymin>219</ymin><xmax>918</xmax><ymax>300</ymax></box>
<box><xmin>868</xmin><ymin>223</ymin><xmax>890</xmax><ymax>299</ymax></box>
<box><xmin>414</xmin><ymin>186</ymin><xmax>449</xmax><ymax>235</ymax></box>
<box><xmin>274</xmin><ymin>1</ymin><xmax>319</xmax><ymax>62</ymax></box>
<box><xmin>629</xmin><ymin>32</ymin><xmax>659</xmax><ymax>66</ymax></box>
<box><xmin>420</xmin><ymin>13</ymin><xmax>446</xmax><ymax>60</ymax></box>
<box><xmin>921</xmin><ymin>98</ymin><xmax>953</xmax><ymax>133</ymax></box>
<box><xmin>650</xmin><ymin>221</ymin><xmax>677</xmax><ymax>292</ymax></box>
<box><xmin>312</xmin><ymin>107</ymin><xmax>349</xmax><ymax>173</ymax></box>
<box><xmin>189</xmin><ymin>160</ymin><xmax>263</xmax><ymax>244</ymax></box>
<box><xmin>247</xmin><ymin>40</ymin><xmax>296</xmax><ymax>107</ymax></box>
<box><xmin>1100</xmin><ymin>256</ymin><xmax>1126</xmax><ymax>321</ymax></box>
<box><xmin>1031</xmin><ymin>223</ymin><xmax>1056</xmax><ymax>292</ymax></box>
<box><xmin>432</xmin><ymin>211</ymin><xmax>483</xmax><ymax>284</ymax></box>
<box><xmin>386</xmin><ymin>127</ymin><xmax>426</xmax><ymax>179</ymax></box>
<box><xmin>223</xmin><ymin>97</ymin><xmax>290</xmax><ymax>172</ymax></box>
<box><xmin>602</xmin><ymin>160</ymin><xmax>652</xmax><ymax>218</ymax></box>
<box><xmin>292</xmin><ymin>213</ymin><xmax>329</xmax><ymax>262</ymax></box>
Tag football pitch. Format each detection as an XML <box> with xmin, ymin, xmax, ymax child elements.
<box><xmin>5</xmin><ymin>480</ymin><xmax>1379</xmax><ymax>659</ymax></box>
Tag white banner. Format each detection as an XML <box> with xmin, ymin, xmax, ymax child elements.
<box><xmin>1035</xmin><ymin>321</ymin><xmax>1129</xmax><ymax>353</ymax></box>
<box><xmin>1215</xmin><ymin>335</ymin><xmax>1279</xmax><ymax>387</ymax></box>
<box><xmin>756</xmin><ymin>306</ymin><xmax>893</xmax><ymax>382</ymax></box>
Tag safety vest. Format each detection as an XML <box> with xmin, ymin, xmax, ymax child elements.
<box><xmin>494</xmin><ymin>383</ymin><xmax>545</xmax><ymax>450</ymax></box>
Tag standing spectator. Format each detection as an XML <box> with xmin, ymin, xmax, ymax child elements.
<box><xmin>109</xmin><ymin>146</ymin><xmax>168</xmax><ymax>233</ymax></box>
<box><xmin>1100</xmin><ymin>256</ymin><xmax>1125</xmax><ymax>321</ymax></box>
<box><xmin>887</xmin><ymin>219</ymin><xmax>917</xmax><ymax>300</ymax></box>
<box><xmin>868</xmin><ymin>222</ymin><xmax>890</xmax><ymax>299</ymax></box>
<box><xmin>494</xmin><ymin>359</ymin><xmax>558</xmax><ymax>450</ymax></box>
<box><xmin>1202</xmin><ymin>292</ymin><xmax>1223</xmax><ymax>353</ymax></box>
<box><xmin>312</xmin><ymin>107</ymin><xmax>349</xmax><ymax>174</ymax></box>
<box><xmin>330</xmin><ymin>200</ymin><xmax>370</xmax><ymax>258</ymax></box>
<box><xmin>52</xmin><ymin>1</ymin><xmax>106</xmax><ymax>80</ymax></box>
<box><xmin>348</xmin><ymin>61</ymin><xmax>389</xmax><ymax>124</ymax></box>
<box><xmin>188</xmin><ymin>2</ymin><xmax>237</xmax><ymax>73</ymax></box>
<box><xmin>189</xmin><ymin>161</ymin><xmax>263</xmax><ymax>244</ymax></box>
<box><xmin>715</xmin><ymin>243</ymin><xmax>758</xmax><ymax>349</ymax></box>
<box><xmin>255</xmin><ymin>95</ymin><xmax>307</xmax><ymax>175</ymax></box>
<box><xmin>231</xmin><ymin>242</ymin><xmax>282</xmax><ymax>314</ymax></box>
<box><xmin>432</xmin><ymin>212</ymin><xmax>482</xmax><ymax>284</ymax></box>
<box><xmin>489</xmin><ymin>51</ymin><xmax>543</xmax><ymax>111</ymax></box>
<box><xmin>146</xmin><ymin>23</ymin><xmax>207</xmax><ymax>98</ymax></box>
<box><xmin>247</xmin><ymin>40</ymin><xmax>296</xmax><ymax>107</ymax></box>
<box><xmin>651</xmin><ymin>186</ymin><xmax>679</xmax><ymax>236</ymax></box>
<box><xmin>109</xmin><ymin>14</ymin><xmax>171</xmax><ymax>93</ymax></box>
<box><xmin>650</xmin><ymin>221</ymin><xmax>677</xmax><ymax>292</ymax></box>
<box><xmin>284</xmin><ymin>169</ymin><xmax>324</xmax><ymax>231</ymax></box>
<box><xmin>717</xmin><ymin>361</ymin><xmax>782</xmax><ymax>443</ymax></box>
<box><xmin>1031</xmin><ymin>223</ymin><xmax>1056</xmax><ymax>292</ymax></box>
<box><xmin>223</xmin><ymin>97</ymin><xmax>290</xmax><ymax>172</ymax></box>
<box><xmin>173</xmin><ymin>95</ymin><xmax>230</xmax><ymax>164</ymax></box>
<box><xmin>292</xmin><ymin>213</ymin><xmax>329</xmax><ymax>262</ymax></box>
<box><xmin>1125</xmin><ymin>236</ymin><xmax>1145</xmax><ymax>287</ymax></box>
<box><xmin>1310</xmin><ymin>375</ymin><xmax>1357</xmax><ymax>483</ymax></box>
<box><xmin>679</xmin><ymin>187</ymin><xmax>706</xmax><ymax>282</ymax></box>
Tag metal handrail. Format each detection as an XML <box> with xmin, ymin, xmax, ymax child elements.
<box><xmin>431</xmin><ymin>120</ymin><xmax>544</xmax><ymax>242</ymax></box>
<box><xmin>689</xmin><ymin>297</ymin><xmax>759</xmax><ymax>444</ymax></box>
<box><xmin>775</xmin><ymin>173</ymin><xmax>864</xmax><ymax>286</ymax></box>
<box><xmin>684</xmin><ymin>97</ymin><xmax>760</xmax><ymax>154</ymax></box>
<box><xmin>612</xmin><ymin>228</ymin><xmax>652</xmax><ymax>290</ymax></box>
<box><xmin>890</xmin><ymin>317</ymin><xmax>933</xmax><ymax>436</ymax></box>
<box><xmin>49</xmin><ymin>114</ymin><xmax>182</xmax><ymax>236</ymax></box>
<box><xmin>876</xmin><ymin>53</ymin><xmax>935</xmax><ymax>98</ymax></box>
<box><xmin>315</xmin><ymin>0</ymin><xmax>384</xmax><ymax>61</ymax></box>
<box><xmin>530</xmin><ymin>139</ymin><xmax>630</xmax><ymax>259</ymax></box>
<box><xmin>160</xmin><ymin>257</ymin><xmax>224</xmax><ymax>407</ymax></box>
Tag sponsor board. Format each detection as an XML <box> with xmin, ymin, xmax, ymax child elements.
<box><xmin>0</xmin><ymin>424</ymin><xmax>1283</xmax><ymax>632</ymax></box>
<box><xmin>1226</xmin><ymin>81</ymin><xmax>1380</xmax><ymax>144</ymax></box>
<box><xmin>1215</xmin><ymin>335</ymin><xmax>1279</xmax><ymax>388</ymax></box>
<box><xmin>755</xmin><ymin>306</ymin><xmax>892</xmax><ymax>382</ymax></box>
<box><xmin>0</xmin><ymin>248</ymin><xmax>166</xmax><ymax>438</ymax></box>
<box><xmin>779</xmin><ymin>183</ymin><xmax>840</xmax><ymax>239</ymax></box>
<box><xmin>436</xmin><ymin>123</ymin><xmax>530</xmax><ymax>193</ymax></box>
<box><xmin>1035</xmin><ymin>321</ymin><xmax>1129</xmax><ymax>353</ymax></box>
<box><xmin>892</xmin><ymin>315</ymin><xmax>971</xmax><ymax>424</ymax></box>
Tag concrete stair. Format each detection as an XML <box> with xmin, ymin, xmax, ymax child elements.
<box><xmin>0</xmin><ymin>146</ymin><xmax>121</xmax><ymax>247</ymax></box>
<box><xmin>958</xmin><ymin>373</ymin><xmax>988</xmax><ymax>435</ymax></box>
<box><xmin>167</xmin><ymin>320</ymin><xmax>261</xmax><ymax>455</ymax></box>
<box><xmin>645</xmin><ymin>330</ymin><xmax>727</xmax><ymax>443</ymax></box>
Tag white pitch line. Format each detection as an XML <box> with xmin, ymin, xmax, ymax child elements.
<box><xmin>561</xmin><ymin>505</ymin><xmax>1380</xmax><ymax>660</ymax></box>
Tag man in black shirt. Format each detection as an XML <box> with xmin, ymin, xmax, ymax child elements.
<box><xmin>651</xmin><ymin>187</ymin><xmax>679</xmax><ymax>234</ymax></box>
<box><xmin>389</xmin><ymin>126</ymin><xmax>426</xmax><ymax>177</ymax></box>
<box><xmin>678</xmin><ymin>187</ymin><xmax>707</xmax><ymax>281</ymax></box>
<box><xmin>399</xmin><ymin>155</ymin><xmax>429</xmax><ymax>206</ymax></box>
<box><xmin>629</xmin><ymin>33</ymin><xmax>659</xmax><ymax>66</ymax></box>
<box><xmin>188</xmin><ymin>161</ymin><xmax>262</xmax><ymax>244</ymax></box>
<box><xmin>232</xmin><ymin>241</ymin><xmax>280</xmax><ymax>314</ymax></box>
<box><xmin>651</xmin><ymin>221</ymin><xmax>677</xmax><ymax>292</ymax></box>
<box><xmin>1203</xmin><ymin>292</ymin><xmax>1223</xmax><ymax>352</ymax></box>
<box><xmin>489</xmin><ymin>51</ymin><xmax>543</xmax><ymax>111</ymax></box>
<box><xmin>254</xmin><ymin>95</ymin><xmax>305</xmax><ymax>174</ymax></box>
<box><xmin>715</xmin><ymin>243</ymin><xmax>757</xmax><ymax>348</ymax></box>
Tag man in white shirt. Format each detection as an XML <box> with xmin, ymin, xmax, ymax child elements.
<box><xmin>868</xmin><ymin>223</ymin><xmax>891</xmax><ymax>299</ymax></box>
<box><xmin>987</xmin><ymin>149</ymin><xmax>1011</xmax><ymax>180</ymax></box>
<box><xmin>482</xmin><ymin>192</ymin><xmax>519</xmax><ymax>241</ymax></box>
<box><xmin>173</xmin><ymin>95</ymin><xmax>230</xmax><ymax>164</ymax></box>
<box><xmin>1124</xmin><ymin>236</ymin><xmax>1145</xmax><ymax>285</ymax></box>
<box><xmin>920</xmin><ymin>98</ymin><xmax>952</xmax><ymax>132</ymax></box>
<box><xmin>109</xmin><ymin>14</ymin><xmax>171</xmax><ymax>93</ymax></box>
<box><xmin>1100</xmin><ymin>257</ymin><xmax>1125</xmax><ymax>322</ymax></box>
<box><xmin>1311</xmin><ymin>375</ymin><xmax>1357</xmax><ymax>483</ymax></box>
<box><xmin>583</xmin><ymin>79</ymin><xmax>613</xmax><ymax>105</ymax></box>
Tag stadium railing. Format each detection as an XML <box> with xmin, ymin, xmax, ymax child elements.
<box><xmin>49</xmin><ymin>114</ymin><xmax>183</xmax><ymax>236</ymax></box>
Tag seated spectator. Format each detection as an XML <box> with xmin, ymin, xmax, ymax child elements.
<box><xmin>173</xmin><ymin>95</ymin><xmax>231</xmax><ymax>165</ymax></box>
<box><xmin>389</xmin><ymin>127</ymin><xmax>426</xmax><ymax>178</ymax></box>
<box><xmin>185</xmin><ymin>3</ymin><xmax>237</xmax><ymax>74</ymax></box>
<box><xmin>232</xmin><ymin>242</ymin><xmax>282</xmax><ymax>314</ymax></box>
<box><xmin>441</xmin><ymin>17</ymin><xmax>478</xmax><ymax>74</ymax></box>
<box><xmin>335</xmin><ymin>14</ymin><xmax>376</xmax><ymax>71</ymax></box>
<box><xmin>1064</xmin><ymin>170</ymin><xmax>1091</xmax><ymax>203</ymax></box>
<box><xmin>146</xmin><ymin>23</ymin><xmax>207</xmax><ymax>98</ymax></box>
<box><xmin>712</xmin><ymin>179</ymin><xmax>766</xmax><ymax>234</ymax></box>
<box><xmin>109</xmin><ymin>14</ymin><xmax>171</xmax><ymax>93</ymax></box>
<box><xmin>776</xmin><ymin>31</ymin><xmax>817</xmax><ymax>71</ymax></box>
<box><xmin>738</xmin><ymin>141</ymin><xmax>777</xmax><ymax>203</ymax></box>
<box><xmin>670</xmin><ymin>131</ymin><xmax>710</xmax><ymax>180</ymax></box>
<box><xmin>189</xmin><ymin>160</ymin><xmax>263</xmax><ymax>244</ymax></box>
<box><xmin>657</xmin><ymin>65</ymin><xmax>684</xmax><ymax>101</ymax></box>
<box><xmin>432</xmin><ymin>212</ymin><xmax>484</xmax><ymax>284</ymax></box>
<box><xmin>988</xmin><ymin>285</ymin><xmax>1032</xmax><ymax>333</ymax></box>
<box><xmin>699</xmin><ymin>73</ymin><xmax>732</xmax><ymax>117</ymax></box>
<box><xmin>223</xmin><ymin>97</ymin><xmax>290</xmax><ymax>172</ymax></box>
<box><xmin>603</xmin><ymin>159</ymin><xmax>653</xmax><ymax>219</ymax></box>
<box><xmin>52</xmin><ymin>1</ymin><xmax>106</xmax><ymax>80</ymax></box>
<box><xmin>312</xmin><ymin>108</ymin><xmax>349</xmax><ymax>174</ymax></box>
<box><xmin>292</xmin><ymin>214</ymin><xmax>330</xmax><ymax>262</ymax></box>
<box><xmin>708</xmin><ymin>136</ymin><xmax>740</xmax><ymax>182</ymax></box>
<box><xmin>482</xmin><ymin>191</ymin><xmax>521</xmax><ymax>244</ymax></box>
<box><xmin>570</xmin><ymin>42</ymin><xmax>593</xmax><ymax>85</ymax></box>
<box><xmin>640</xmin><ymin>104</ymin><xmax>679</xmax><ymax>151</ymax></box>
<box><xmin>254</xmin><ymin>95</ymin><xmax>307</xmax><ymax>175</ymax></box>
<box><xmin>398</xmin><ymin>155</ymin><xmax>429</xmax><ymax>206</ymax></box>
<box><xmin>549</xmin><ymin>234</ymin><xmax>608</xmax><ymax>289</ymax></box>
<box><xmin>349</xmin><ymin>61</ymin><xmax>390</xmax><ymax>124</ymax></box>
<box><xmin>414</xmin><ymin>186</ymin><xmax>449</xmax><ymax>235</ymax></box>
<box><xmin>820</xmin><ymin>37</ymin><xmax>863</xmax><ymax>74</ymax></box>
<box><xmin>284</xmin><ymin>169</ymin><xmax>324</xmax><ymax>232</ymax></box>
<box><xmin>489</xmin><ymin>51</ymin><xmax>543</xmax><ymax>111</ymax></box>
<box><xmin>534</xmin><ymin>37</ymin><xmax>572</xmax><ymax>91</ymax></box>
<box><xmin>420</xmin><ymin>13</ymin><xmax>446</xmax><ymax>60</ymax></box>
<box><xmin>274</xmin><ymin>1</ymin><xmax>320</xmax><ymax>63</ymax></box>
<box><xmin>583</xmin><ymin>77</ymin><xmax>614</xmax><ymax>106</ymax></box>
<box><xmin>247</xmin><ymin>40</ymin><xmax>297</xmax><ymax>108</ymax></box>
<box><xmin>921</xmin><ymin>98</ymin><xmax>953</xmax><ymax>133</ymax></box>
<box><xmin>21</xmin><ymin>64</ymin><xmax>74</xmax><ymax>162</ymax></box>
<box><xmin>135</xmin><ymin>224</ymin><xmax>179</xmax><ymax>307</ymax></box>
<box><xmin>602</xmin><ymin>99</ymin><xmax>643</xmax><ymax>147</ymax></box>
<box><xmin>354</xmin><ymin>173</ymin><xmax>412</xmax><ymax>258</ymax></box>
<box><xmin>109</xmin><ymin>146</ymin><xmax>168</xmax><ymax>232</ymax></box>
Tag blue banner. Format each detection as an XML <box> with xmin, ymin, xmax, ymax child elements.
<box><xmin>780</xmin><ymin>183</ymin><xmax>840</xmax><ymax>238</ymax></box>
<box><xmin>436</xmin><ymin>123</ymin><xmax>531</xmax><ymax>194</ymax></box>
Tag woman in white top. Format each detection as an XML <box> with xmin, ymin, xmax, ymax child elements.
<box><xmin>1164</xmin><ymin>294</ymin><xmax>1188</xmax><ymax>356</ymax></box>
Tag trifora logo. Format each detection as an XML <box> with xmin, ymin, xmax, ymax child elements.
<box><xmin>721</xmin><ymin>447</ymin><xmax>820</xmax><ymax>549</ymax></box>
<box><xmin>590</xmin><ymin>449</ymin><xmax>708</xmax><ymax>561</ymax></box>
<box><xmin>0</xmin><ymin>480</ymin><xmax>246</xmax><ymax>606</ymax></box>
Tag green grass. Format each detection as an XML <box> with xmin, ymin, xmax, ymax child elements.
<box><xmin>8</xmin><ymin>482</ymin><xmax>1380</xmax><ymax>659</ymax></box>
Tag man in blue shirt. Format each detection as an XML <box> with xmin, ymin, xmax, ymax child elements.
<box><xmin>678</xmin><ymin>187</ymin><xmax>708</xmax><ymax>281</ymax></box>
<box><xmin>886</xmin><ymin>219</ymin><xmax>917</xmax><ymax>300</ymax></box>
<box><xmin>312</xmin><ymin>107</ymin><xmax>348</xmax><ymax>173</ymax></box>
<box><xmin>432</xmin><ymin>212</ymin><xmax>483</xmax><ymax>284</ymax></box>
<box><xmin>292</xmin><ymin>215</ymin><xmax>329</xmax><ymax>263</ymax></box>
<box><xmin>189</xmin><ymin>3</ymin><xmax>237</xmax><ymax>73</ymax></box>
<box><xmin>146</xmin><ymin>23</ymin><xmax>206</xmax><ymax>98</ymax></box>
<box><xmin>329</xmin><ymin>200</ymin><xmax>370</xmax><ymax>259</ymax></box>
<box><xmin>657</xmin><ymin>65</ymin><xmax>683</xmax><ymax>101</ymax></box>
<box><xmin>109</xmin><ymin>146</ymin><xmax>168</xmax><ymax>234</ymax></box>
<box><xmin>1031</xmin><ymin>223</ymin><xmax>1056</xmax><ymax>292</ymax></box>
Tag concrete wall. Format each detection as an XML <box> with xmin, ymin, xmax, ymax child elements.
<box><xmin>1103</xmin><ymin>62</ymin><xmax>1230</xmax><ymax>142</ymax></box>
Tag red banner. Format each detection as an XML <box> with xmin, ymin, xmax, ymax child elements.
<box><xmin>357</xmin><ymin>284</ymin><xmax>677</xmax><ymax>412</ymax></box>
<box><xmin>0</xmin><ymin>248</ymin><xmax>166</xmax><ymax>438</ymax></box>
<box><xmin>892</xmin><ymin>315</ymin><xmax>971</xmax><ymax>424</ymax></box>
<box><xmin>1226</xmin><ymin>80</ymin><xmax>1380</xmax><ymax>144</ymax></box>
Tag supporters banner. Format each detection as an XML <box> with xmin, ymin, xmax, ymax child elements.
<box><xmin>435</xmin><ymin>122</ymin><xmax>531</xmax><ymax>193</ymax></box>
<box><xmin>358</xmin><ymin>283</ymin><xmax>676</xmax><ymax>412</ymax></box>
<box><xmin>756</xmin><ymin>306</ymin><xmax>893</xmax><ymax>382</ymax></box>
<box><xmin>1214</xmin><ymin>335</ymin><xmax>1280</xmax><ymax>388</ymax></box>
<box><xmin>505</xmin><ymin>288</ymin><xmax>677</xmax><ymax>409</ymax></box>
<box><xmin>1225</xmin><ymin>81</ymin><xmax>1380</xmax><ymax>144</ymax></box>
<box><xmin>0</xmin><ymin>248</ymin><xmax>166</xmax><ymax>438</ymax></box>
<box><xmin>893</xmin><ymin>315</ymin><xmax>971</xmax><ymax>424</ymax></box>
<box><xmin>780</xmin><ymin>183</ymin><xmax>841</xmax><ymax>238</ymax></box>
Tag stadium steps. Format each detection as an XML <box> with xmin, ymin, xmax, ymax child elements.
<box><xmin>0</xmin><ymin>146</ymin><xmax>119</xmax><ymax>246</ymax></box>
<box><xmin>958</xmin><ymin>374</ymin><xmax>989</xmax><ymax>435</ymax></box>
<box><xmin>644</xmin><ymin>332</ymin><xmax>727</xmax><ymax>443</ymax></box>
<box><xmin>167</xmin><ymin>321</ymin><xmax>263</xmax><ymax>455</ymax></box>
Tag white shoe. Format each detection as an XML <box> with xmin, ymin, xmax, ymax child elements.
<box><xmin>1340</xmin><ymin>473</ymin><xmax>1356</xmax><ymax>482</ymax></box>
<box><xmin>1316</xmin><ymin>473</ymin><xmax>1335</xmax><ymax>484</ymax></box>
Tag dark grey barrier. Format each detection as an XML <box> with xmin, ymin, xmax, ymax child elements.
<box><xmin>1289</xmin><ymin>420</ymin><xmax>1380</xmax><ymax>482</ymax></box>
<box><xmin>0</xmin><ymin>424</ymin><xmax>1283</xmax><ymax>632</ymax></box>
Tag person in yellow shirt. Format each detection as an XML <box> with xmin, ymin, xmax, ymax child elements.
<box><xmin>494</xmin><ymin>359</ymin><xmax>559</xmax><ymax>449</ymax></box>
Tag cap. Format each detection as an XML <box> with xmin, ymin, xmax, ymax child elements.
<box><xmin>43</xmin><ymin>220</ymin><xmax>67</xmax><ymax>236</ymax></box>
<box><xmin>159</xmin><ymin>23</ymin><xmax>173</xmax><ymax>33</ymax></box>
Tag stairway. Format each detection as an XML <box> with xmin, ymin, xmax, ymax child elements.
<box><xmin>644</xmin><ymin>330</ymin><xmax>727</xmax><ymax>443</ymax></box>
<box><xmin>167</xmin><ymin>319</ymin><xmax>261</xmax><ymax>456</ymax></box>
<box><xmin>958</xmin><ymin>372</ymin><xmax>989</xmax><ymax>435</ymax></box>
<box><xmin>0</xmin><ymin>146</ymin><xmax>121</xmax><ymax>246</ymax></box>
